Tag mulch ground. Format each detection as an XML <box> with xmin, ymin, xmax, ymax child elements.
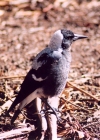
<box><xmin>0</xmin><ymin>0</ymin><xmax>100</xmax><ymax>139</ymax></box>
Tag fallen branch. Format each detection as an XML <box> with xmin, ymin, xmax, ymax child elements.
<box><xmin>0</xmin><ymin>124</ymin><xmax>35</xmax><ymax>139</ymax></box>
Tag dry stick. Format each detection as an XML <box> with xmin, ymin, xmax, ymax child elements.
<box><xmin>0</xmin><ymin>124</ymin><xmax>35</xmax><ymax>139</ymax></box>
<box><xmin>67</xmin><ymin>82</ymin><xmax>99</xmax><ymax>103</ymax></box>
<box><xmin>60</xmin><ymin>97</ymin><xmax>89</xmax><ymax>113</ymax></box>
<box><xmin>0</xmin><ymin>75</ymin><xmax>25</xmax><ymax>80</ymax></box>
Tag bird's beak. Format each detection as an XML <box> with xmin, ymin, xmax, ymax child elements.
<box><xmin>73</xmin><ymin>34</ymin><xmax>88</xmax><ymax>41</ymax></box>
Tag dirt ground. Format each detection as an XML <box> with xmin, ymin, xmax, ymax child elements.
<box><xmin>0</xmin><ymin>0</ymin><xmax>100</xmax><ymax>140</ymax></box>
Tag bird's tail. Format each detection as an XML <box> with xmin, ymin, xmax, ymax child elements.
<box><xmin>11</xmin><ymin>109</ymin><xmax>21</xmax><ymax>124</ymax></box>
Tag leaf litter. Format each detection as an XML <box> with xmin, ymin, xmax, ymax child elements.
<box><xmin>0</xmin><ymin>0</ymin><xmax>100</xmax><ymax>139</ymax></box>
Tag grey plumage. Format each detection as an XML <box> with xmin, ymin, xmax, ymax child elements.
<box><xmin>7</xmin><ymin>29</ymin><xmax>87</xmax><ymax>124</ymax></box>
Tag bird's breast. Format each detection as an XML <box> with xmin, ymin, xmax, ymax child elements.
<box><xmin>43</xmin><ymin>58</ymin><xmax>70</xmax><ymax>97</ymax></box>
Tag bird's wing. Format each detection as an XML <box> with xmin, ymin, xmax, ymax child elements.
<box><xmin>8</xmin><ymin>48</ymin><xmax>62</xmax><ymax>113</ymax></box>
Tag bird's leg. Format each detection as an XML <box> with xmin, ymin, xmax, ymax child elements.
<box><xmin>35</xmin><ymin>98</ymin><xmax>47</xmax><ymax>140</ymax></box>
<box><xmin>43</xmin><ymin>98</ymin><xmax>67</xmax><ymax>130</ymax></box>
<box><xmin>42</xmin><ymin>97</ymin><xmax>60</xmax><ymax>123</ymax></box>
<box><xmin>45</xmin><ymin>96</ymin><xmax>59</xmax><ymax>140</ymax></box>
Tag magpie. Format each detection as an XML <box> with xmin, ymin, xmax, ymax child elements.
<box><xmin>7</xmin><ymin>29</ymin><xmax>87</xmax><ymax>124</ymax></box>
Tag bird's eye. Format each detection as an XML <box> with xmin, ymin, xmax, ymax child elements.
<box><xmin>67</xmin><ymin>37</ymin><xmax>70</xmax><ymax>40</ymax></box>
<box><xmin>67</xmin><ymin>36</ymin><xmax>73</xmax><ymax>40</ymax></box>
<box><xmin>64</xmin><ymin>36</ymin><xmax>73</xmax><ymax>40</ymax></box>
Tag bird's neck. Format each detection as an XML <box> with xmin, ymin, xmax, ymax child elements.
<box><xmin>48</xmin><ymin>35</ymin><xmax>62</xmax><ymax>49</ymax></box>
<box><xmin>63</xmin><ymin>50</ymin><xmax>71</xmax><ymax>62</ymax></box>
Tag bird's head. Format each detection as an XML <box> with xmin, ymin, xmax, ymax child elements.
<box><xmin>49</xmin><ymin>29</ymin><xmax>87</xmax><ymax>50</ymax></box>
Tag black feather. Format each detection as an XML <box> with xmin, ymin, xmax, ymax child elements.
<box><xmin>7</xmin><ymin>50</ymin><xmax>62</xmax><ymax>114</ymax></box>
<box><xmin>7</xmin><ymin>69</ymin><xmax>42</xmax><ymax>113</ymax></box>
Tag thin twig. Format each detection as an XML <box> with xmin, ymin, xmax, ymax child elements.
<box><xmin>0</xmin><ymin>75</ymin><xmax>25</xmax><ymax>80</ymax></box>
<box><xmin>60</xmin><ymin>97</ymin><xmax>89</xmax><ymax>113</ymax></box>
<box><xmin>67</xmin><ymin>82</ymin><xmax>99</xmax><ymax>103</ymax></box>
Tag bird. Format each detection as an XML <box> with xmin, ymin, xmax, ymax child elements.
<box><xmin>7</xmin><ymin>29</ymin><xmax>87</xmax><ymax>124</ymax></box>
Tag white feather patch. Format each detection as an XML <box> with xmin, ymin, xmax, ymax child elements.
<box><xmin>32</xmin><ymin>74</ymin><xmax>47</xmax><ymax>81</ymax></box>
<box><xmin>53</xmin><ymin>48</ymin><xmax>62</xmax><ymax>57</ymax></box>
<box><xmin>49</xmin><ymin>30</ymin><xmax>63</xmax><ymax>49</ymax></box>
<box><xmin>58</xmin><ymin>48</ymin><xmax>63</xmax><ymax>53</ymax></box>
<box><xmin>54</xmin><ymin>30</ymin><xmax>63</xmax><ymax>40</ymax></box>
